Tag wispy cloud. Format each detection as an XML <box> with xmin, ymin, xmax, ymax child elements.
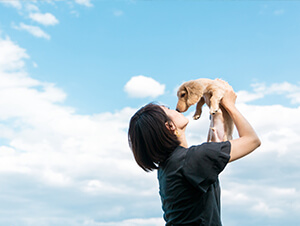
<box><xmin>13</xmin><ymin>23</ymin><xmax>51</xmax><ymax>40</ymax></box>
<box><xmin>259</xmin><ymin>5</ymin><xmax>285</xmax><ymax>16</ymax></box>
<box><xmin>237</xmin><ymin>82</ymin><xmax>300</xmax><ymax>104</ymax></box>
<box><xmin>29</xmin><ymin>12</ymin><xmax>59</xmax><ymax>26</ymax></box>
<box><xmin>0</xmin><ymin>0</ymin><xmax>22</xmax><ymax>10</ymax></box>
<box><xmin>75</xmin><ymin>0</ymin><xmax>93</xmax><ymax>7</ymax></box>
<box><xmin>274</xmin><ymin>9</ymin><xmax>285</xmax><ymax>16</ymax></box>
<box><xmin>1</xmin><ymin>0</ymin><xmax>91</xmax><ymax>43</ymax></box>
<box><xmin>113</xmin><ymin>10</ymin><xmax>124</xmax><ymax>17</ymax></box>
<box><xmin>26</xmin><ymin>3</ymin><xmax>39</xmax><ymax>12</ymax></box>
<box><xmin>124</xmin><ymin>75</ymin><xmax>165</xmax><ymax>98</ymax></box>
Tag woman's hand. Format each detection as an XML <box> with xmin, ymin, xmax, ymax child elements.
<box><xmin>217</xmin><ymin>79</ymin><xmax>237</xmax><ymax>110</ymax></box>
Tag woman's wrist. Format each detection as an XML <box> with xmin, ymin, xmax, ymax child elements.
<box><xmin>221</xmin><ymin>102</ymin><xmax>236</xmax><ymax>113</ymax></box>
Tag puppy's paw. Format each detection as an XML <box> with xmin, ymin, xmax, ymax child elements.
<box><xmin>209</xmin><ymin>108</ymin><xmax>219</xmax><ymax>115</ymax></box>
<box><xmin>193</xmin><ymin>114</ymin><xmax>200</xmax><ymax>120</ymax></box>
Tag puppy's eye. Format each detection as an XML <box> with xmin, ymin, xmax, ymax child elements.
<box><xmin>180</xmin><ymin>93</ymin><xmax>186</xmax><ymax>98</ymax></box>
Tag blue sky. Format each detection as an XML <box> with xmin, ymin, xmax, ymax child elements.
<box><xmin>0</xmin><ymin>0</ymin><xmax>300</xmax><ymax>225</ymax></box>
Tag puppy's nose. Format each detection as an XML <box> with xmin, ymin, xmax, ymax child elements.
<box><xmin>176</xmin><ymin>108</ymin><xmax>180</xmax><ymax>112</ymax></box>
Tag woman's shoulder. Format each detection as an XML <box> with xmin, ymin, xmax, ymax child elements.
<box><xmin>159</xmin><ymin>146</ymin><xmax>187</xmax><ymax>169</ymax></box>
<box><xmin>189</xmin><ymin>141</ymin><xmax>231</xmax><ymax>152</ymax></box>
<box><xmin>185</xmin><ymin>141</ymin><xmax>231</xmax><ymax>166</ymax></box>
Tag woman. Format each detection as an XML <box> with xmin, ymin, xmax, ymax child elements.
<box><xmin>128</xmin><ymin>81</ymin><xmax>261</xmax><ymax>225</ymax></box>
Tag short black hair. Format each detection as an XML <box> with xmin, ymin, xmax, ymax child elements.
<box><xmin>128</xmin><ymin>103</ymin><xmax>180</xmax><ymax>172</ymax></box>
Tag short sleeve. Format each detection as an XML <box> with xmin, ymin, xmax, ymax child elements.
<box><xmin>182</xmin><ymin>141</ymin><xmax>231</xmax><ymax>193</ymax></box>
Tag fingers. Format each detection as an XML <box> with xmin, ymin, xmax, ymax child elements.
<box><xmin>217</xmin><ymin>79</ymin><xmax>237</xmax><ymax>106</ymax></box>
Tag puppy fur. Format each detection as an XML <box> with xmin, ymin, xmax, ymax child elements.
<box><xmin>176</xmin><ymin>78</ymin><xmax>234</xmax><ymax>141</ymax></box>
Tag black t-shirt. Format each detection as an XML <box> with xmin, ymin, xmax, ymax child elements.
<box><xmin>157</xmin><ymin>141</ymin><xmax>231</xmax><ymax>226</ymax></box>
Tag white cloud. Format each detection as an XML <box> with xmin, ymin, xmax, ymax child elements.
<box><xmin>237</xmin><ymin>81</ymin><xmax>300</xmax><ymax>104</ymax></box>
<box><xmin>222</xmin><ymin>180</ymin><xmax>299</xmax><ymax>222</ymax></box>
<box><xmin>287</xmin><ymin>92</ymin><xmax>300</xmax><ymax>104</ymax></box>
<box><xmin>42</xmin><ymin>169</ymin><xmax>72</xmax><ymax>187</ymax></box>
<box><xmin>252</xmin><ymin>201</ymin><xmax>283</xmax><ymax>216</ymax></box>
<box><xmin>236</xmin><ymin>90</ymin><xmax>264</xmax><ymax>103</ymax></box>
<box><xmin>82</xmin><ymin>179</ymin><xmax>130</xmax><ymax>195</ymax></box>
<box><xmin>124</xmin><ymin>75</ymin><xmax>165</xmax><ymax>98</ymax></box>
<box><xmin>13</xmin><ymin>23</ymin><xmax>50</xmax><ymax>40</ymax></box>
<box><xmin>75</xmin><ymin>0</ymin><xmax>93</xmax><ymax>7</ymax></box>
<box><xmin>0</xmin><ymin>0</ymin><xmax>22</xmax><ymax>10</ymax></box>
<box><xmin>29</xmin><ymin>12</ymin><xmax>59</xmax><ymax>26</ymax></box>
<box><xmin>0</xmin><ymin>36</ymin><xmax>29</xmax><ymax>71</ymax></box>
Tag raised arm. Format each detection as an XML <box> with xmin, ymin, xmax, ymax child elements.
<box><xmin>220</xmin><ymin>81</ymin><xmax>261</xmax><ymax>162</ymax></box>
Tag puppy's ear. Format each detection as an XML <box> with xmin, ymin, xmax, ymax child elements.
<box><xmin>177</xmin><ymin>85</ymin><xmax>187</xmax><ymax>99</ymax></box>
<box><xmin>185</xmin><ymin>81</ymin><xmax>203</xmax><ymax>106</ymax></box>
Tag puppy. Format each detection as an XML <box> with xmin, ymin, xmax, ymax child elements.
<box><xmin>176</xmin><ymin>78</ymin><xmax>234</xmax><ymax>142</ymax></box>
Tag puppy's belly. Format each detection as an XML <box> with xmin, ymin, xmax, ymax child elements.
<box><xmin>208</xmin><ymin>112</ymin><xmax>225</xmax><ymax>142</ymax></box>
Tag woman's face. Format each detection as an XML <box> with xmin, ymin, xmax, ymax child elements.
<box><xmin>161</xmin><ymin>106</ymin><xmax>189</xmax><ymax>131</ymax></box>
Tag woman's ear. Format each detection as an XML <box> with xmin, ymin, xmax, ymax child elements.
<box><xmin>165</xmin><ymin>121</ymin><xmax>176</xmax><ymax>131</ymax></box>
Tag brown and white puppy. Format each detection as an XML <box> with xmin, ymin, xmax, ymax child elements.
<box><xmin>176</xmin><ymin>78</ymin><xmax>234</xmax><ymax>142</ymax></box>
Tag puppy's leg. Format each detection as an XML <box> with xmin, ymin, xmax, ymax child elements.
<box><xmin>193</xmin><ymin>97</ymin><xmax>205</xmax><ymax>120</ymax></box>
<box><xmin>207</xmin><ymin>111</ymin><xmax>225</xmax><ymax>142</ymax></box>
<box><xmin>207</xmin><ymin>119</ymin><xmax>214</xmax><ymax>142</ymax></box>
<box><xmin>209</xmin><ymin>90</ymin><xmax>224</xmax><ymax>115</ymax></box>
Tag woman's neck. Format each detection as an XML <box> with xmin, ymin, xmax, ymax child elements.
<box><xmin>178</xmin><ymin>132</ymin><xmax>188</xmax><ymax>148</ymax></box>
